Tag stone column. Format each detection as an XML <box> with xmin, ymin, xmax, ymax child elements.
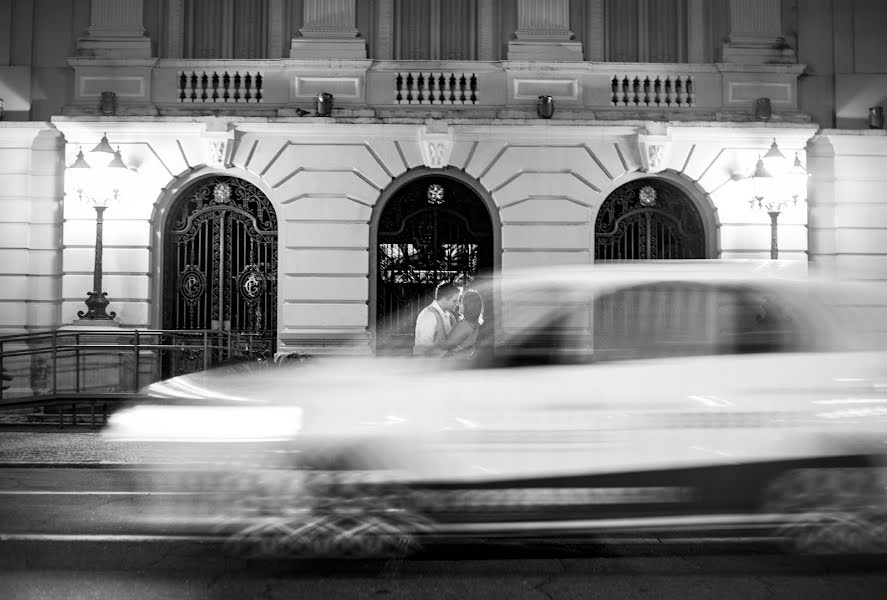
<box><xmin>77</xmin><ymin>0</ymin><xmax>152</xmax><ymax>58</ymax></box>
<box><xmin>507</xmin><ymin>0</ymin><xmax>583</xmax><ymax>61</ymax></box>
<box><xmin>721</xmin><ymin>0</ymin><xmax>795</xmax><ymax>63</ymax></box>
<box><xmin>290</xmin><ymin>0</ymin><xmax>367</xmax><ymax>59</ymax></box>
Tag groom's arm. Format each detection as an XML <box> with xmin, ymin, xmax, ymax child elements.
<box><xmin>414</xmin><ymin>311</ymin><xmax>439</xmax><ymax>352</ymax></box>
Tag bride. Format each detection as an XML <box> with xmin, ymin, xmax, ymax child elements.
<box><xmin>437</xmin><ymin>289</ymin><xmax>484</xmax><ymax>359</ymax></box>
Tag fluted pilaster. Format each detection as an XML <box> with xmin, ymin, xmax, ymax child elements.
<box><xmin>722</xmin><ymin>0</ymin><xmax>796</xmax><ymax>63</ymax></box>
<box><xmin>291</xmin><ymin>0</ymin><xmax>366</xmax><ymax>58</ymax></box>
<box><xmin>86</xmin><ymin>0</ymin><xmax>144</xmax><ymax>36</ymax></box>
<box><xmin>514</xmin><ymin>0</ymin><xmax>572</xmax><ymax>40</ymax></box>
<box><xmin>508</xmin><ymin>0</ymin><xmax>582</xmax><ymax>60</ymax></box>
<box><xmin>374</xmin><ymin>0</ymin><xmax>394</xmax><ymax>60</ymax></box>
<box><xmin>79</xmin><ymin>0</ymin><xmax>151</xmax><ymax>57</ymax></box>
<box><xmin>301</xmin><ymin>0</ymin><xmax>359</xmax><ymax>37</ymax></box>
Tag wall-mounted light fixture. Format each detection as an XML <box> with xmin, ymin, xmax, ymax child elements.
<box><xmin>748</xmin><ymin>139</ymin><xmax>808</xmax><ymax>259</ymax></box>
<box><xmin>67</xmin><ymin>133</ymin><xmax>134</xmax><ymax>324</ymax></box>
<box><xmin>100</xmin><ymin>92</ymin><xmax>117</xmax><ymax>116</ymax></box>
<box><xmin>869</xmin><ymin>106</ymin><xmax>884</xmax><ymax>129</ymax></box>
<box><xmin>537</xmin><ymin>95</ymin><xmax>555</xmax><ymax>119</ymax></box>
<box><xmin>316</xmin><ymin>92</ymin><xmax>333</xmax><ymax>117</ymax></box>
<box><xmin>754</xmin><ymin>97</ymin><xmax>771</xmax><ymax>121</ymax></box>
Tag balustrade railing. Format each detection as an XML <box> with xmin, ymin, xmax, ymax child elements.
<box><xmin>137</xmin><ymin>60</ymin><xmax>790</xmax><ymax>115</ymax></box>
<box><xmin>611</xmin><ymin>74</ymin><xmax>695</xmax><ymax>108</ymax></box>
<box><xmin>177</xmin><ymin>70</ymin><xmax>264</xmax><ymax>103</ymax></box>
<box><xmin>394</xmin><ymin>72</ymin><xmax>479</xmax><ymax>105</ymax></box>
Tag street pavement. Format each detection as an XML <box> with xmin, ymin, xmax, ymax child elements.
<box><xmin>1</xmin><ymin>430</ymin><xmax>886</xmax><ymax>599</ymax></box>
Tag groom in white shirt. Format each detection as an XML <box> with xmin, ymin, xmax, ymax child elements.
<box><xmin>413</xmin><ymin>281</ymin><xmax>460</xmax><ymax>357</ymax></box>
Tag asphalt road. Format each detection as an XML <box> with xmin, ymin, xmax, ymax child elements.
<box><xmin>1</xmin><ymin>465</ymin><xmax>887</xmax><ymax>600</ymax></box>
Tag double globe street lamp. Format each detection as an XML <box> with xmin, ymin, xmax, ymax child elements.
<box><xmin>67</xmin><ymin>133</ymin><xmax>133</xmax><ymax>323</ymax></box>
<box><xmin>749</xmin><ymin>139</ymin><xmax>809</xmax><ymax>259</ymax></box>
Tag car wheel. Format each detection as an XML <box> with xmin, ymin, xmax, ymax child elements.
<box><xmin>222</xmin><ymin>470</ymin><xmax>432</xmax><ymax>558</ymax></box>
<box><xmin>763</xmin><ymin>465</ymin><xmax>887</xmax><ymax>554</ymax></box>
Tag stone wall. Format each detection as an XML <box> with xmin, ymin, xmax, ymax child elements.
<box><xmin>51</xmin><ymin>117</ymin><xmax>818</xmax><ymax>353</ymax></box>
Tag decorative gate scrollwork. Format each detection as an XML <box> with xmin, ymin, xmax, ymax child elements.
<box><xmin>163</xmin><ymin>176</ymin><xmax>278</xmax><ymax>371</ymax></box>
<box><xmin>594</xmin><ymin>179</ymin><xmax>706</xmax><ymax>260</ymax></box>
<box><xmin>376</xmin><ymin>176</ymin><xmax>493</xmax><ymax>355</ymax></box>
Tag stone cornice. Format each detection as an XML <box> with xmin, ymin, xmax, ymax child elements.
<box><xmin>67</xmin><ymin>57</ymin><xmax>158</xmax><ymax>68</ymax></box>
<box><xmin>46</xmin><ymin>116</ymin><xmax>823</xmax><ymax>148</ymax></box>
<box><xmin>715</xmin><ymin>62</ymin><xmax>807</xmax><ymax>75</ymax></box>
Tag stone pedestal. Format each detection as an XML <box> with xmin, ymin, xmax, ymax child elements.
<box><xmin>721</xmin><ymin>0</ymin><xmax>796</xmax><ymax>64</ymax></box>
<box><xmin>65</xmin><ymin>58</ymin><xmax>158</xmax><ymax>116</ymax></box>
<box><xmin>290</xmin><ymin>0</ymin><xmax>367</xmax><ymax>59</ymax></box>
<box><xmin>507</xmin><ymin>0</ymin><xmax>582</xmax><ymax>61</ymax></box>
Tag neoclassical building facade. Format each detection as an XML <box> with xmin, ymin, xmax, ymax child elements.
<box><xmin>1</xmin><ymin>0</ymin><xmax>886</xmax><ymax>358</ymax></box>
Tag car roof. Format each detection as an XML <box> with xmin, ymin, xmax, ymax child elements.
<box><xmin>490</xmin><ymin>261</ymin><xmax>812</xmax><ymax>294</ymax></box>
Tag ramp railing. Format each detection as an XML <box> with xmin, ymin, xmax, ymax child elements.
<box><xmin>0</xmin><ymin>329</ymin><xmax>264</xmax><ymax>425</ymax></box>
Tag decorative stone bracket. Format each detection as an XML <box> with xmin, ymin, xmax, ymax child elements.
<box><xmin>418</xmin><ymin>126</ymin><xmax>454</xmax><ymax>169</ymax></box>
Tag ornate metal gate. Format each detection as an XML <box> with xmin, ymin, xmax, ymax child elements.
<box><xmin>162</xmin><ymin>176</ymin><xmax>278</xmax><ymax>367</ymax></box>
<box><xmin>376</xmin><ymin>176</ymin><xmax>493</xmax><ymax>355</ymax></box>
<box><xmin>594</xmin><ymin>179</ymin><xmax>706</xmax><ymax>260</ymax></box>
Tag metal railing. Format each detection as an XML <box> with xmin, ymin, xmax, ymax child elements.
<box><xmin>0</xmin><ymin>329</ymin><xmax>263</xmax><ymax>424</ymax></box>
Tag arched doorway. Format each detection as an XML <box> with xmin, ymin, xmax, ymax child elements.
<box><xmin>373</xmin><ymin>173</ymin><xmax>495</xmax><ymax>355</ymax></box>
<box><xmin>594</xmin><ymin>178</ymin><xmax>707</xmax><ymax>260</ymax></box>
<box><xmin>162</xmin><ymin>175</ymin><xmax>278</xmax><ymax>362</ymax></box>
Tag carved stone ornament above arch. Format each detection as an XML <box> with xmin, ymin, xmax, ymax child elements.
<box><xmin>418</xmin><ymin>126</ymin><xmax>454</xmax><ymax>169</ymax></box>
<box><xmin>202</xmin><ymin>130</ymin><xmax>234</xmax><ymax>168</ymax></box>
<box><xmin>637</xmin><ymin>134</ymin><xmax>672</xmax><ymax>174</ymax></box>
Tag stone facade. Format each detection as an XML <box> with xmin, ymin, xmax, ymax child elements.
<box><xmin>0</xmin><ymin>0</ymin><xmax>886</xmax><ymax>359</ymax></box>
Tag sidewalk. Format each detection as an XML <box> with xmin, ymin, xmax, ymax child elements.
<box><xmin>0</xmin><ymin>431</ymin><xmax>166</xmax><ymax>464</ymax></box>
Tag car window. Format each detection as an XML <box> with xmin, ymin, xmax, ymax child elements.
<box><xmin>485</xmin><ymin>280</ymin><xmax>822</xmax><ymax>368</ymax></box>
<box><xmin>589</xmin><ymin>282</ymin><xmax>722</xmax><ymax>362</ymax></box>
<box><xmin>721</xmin><ymin>287</ymin><xmax>810</xmax><ymax>354</ymax></box>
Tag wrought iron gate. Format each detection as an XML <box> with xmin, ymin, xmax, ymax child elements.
<box><xmin>594</xmin><ymin>179</ymin><xmax>706</xmax><ymax>260</ymax></box>
<box><xmin>162</xmin><ymin>176</ymin><xmax>278</xmax><ymax>370</ymax></box>
<box><xmin>376</xmin><ymin>176</ymin><xmax>493</xmax><ymax>355</ymax></box>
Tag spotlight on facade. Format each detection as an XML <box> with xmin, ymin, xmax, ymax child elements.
<box><xmin>316</xmin><ymin>92</ymin><xmax>334</xmax><ymax>117</ymax></box>
<box><xmin>66</xmin><ymin>136</ymin><xmax>133</xmax><ymax>324</ymax></box>
<box><xmin>100</xmin><ymin>91</ymin><xmax>117</xmax><ymax>116</ymax></box>
<box><xmin>869</xmin><ymin>106</ymin><xmax>884</xmax><ymax>129</ymax></box>
<box><xmin>754</xmin><ymin>97</ymin><xmax>771</xmax><ymax>121</ymax></box>
<box><xmin>537</xmin><ymin>95</ymin><xmax>555</xmax><ymax>119</ymax></box>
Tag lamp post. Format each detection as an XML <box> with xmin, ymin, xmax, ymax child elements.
<box><xmin>749</xmin><ymin>139</ymin><xmax>808</xmax><ymax>259</ymax></box>
<box><xmin>67</xmin><ymin>133</ymin><xmax>132</xmax><ymax>323</ymax></box>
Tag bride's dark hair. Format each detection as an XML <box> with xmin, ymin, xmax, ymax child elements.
<box><xmin>461</xmin><ymin>290</ymin><xmax>484</xmax><ymax>325</ymax></box>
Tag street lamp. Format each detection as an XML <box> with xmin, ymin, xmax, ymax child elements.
<box><xmin>67</xmin><ymin>133</ymin><xmax>132</xmax><ymax>323</ymax></box>
<box><xmin>748</xmin><ymin>139</ymin><xmax>807</xmax><ymax>259</ymax></box>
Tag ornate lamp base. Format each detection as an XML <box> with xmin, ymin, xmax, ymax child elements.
<box><xmin>76</xmin><ymin>290</ymin><xmax>119</xmax><ymax>325</ymax></box>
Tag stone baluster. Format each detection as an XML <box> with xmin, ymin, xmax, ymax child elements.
<box><xmin>508</xmin><ymin>0</ymin><xmax>582</xmax><ymax>61</ymax></box>
<box><xmin>77</xmin><ymin>0</ymin><xmax>151</xmax><ymax>58</ymax></box>
<box><xmin>722</xmin><ymin>0</ymin><xmax>796</xmax><ymax>63</ymax></box>
<box><xmin>291</xmin><ymin>0</ymin><xmax>367</xmax><ymax>59</ymax></box>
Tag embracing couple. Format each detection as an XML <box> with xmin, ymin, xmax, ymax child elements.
<box><xmin>413</xmin><ymin>282</ymin><xmax>484</xmax><ymax>359</ymax></box>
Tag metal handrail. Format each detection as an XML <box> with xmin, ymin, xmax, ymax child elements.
<box><xmin>0</xmin><ymin>328</ymin><xmax>265</xmax><ymax>411</ymax></box>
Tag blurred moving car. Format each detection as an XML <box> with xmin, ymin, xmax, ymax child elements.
<box><xmin>106</xmin><ymin>263</ymin><xmax>887</xmax><ymax>557</ymax></box>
